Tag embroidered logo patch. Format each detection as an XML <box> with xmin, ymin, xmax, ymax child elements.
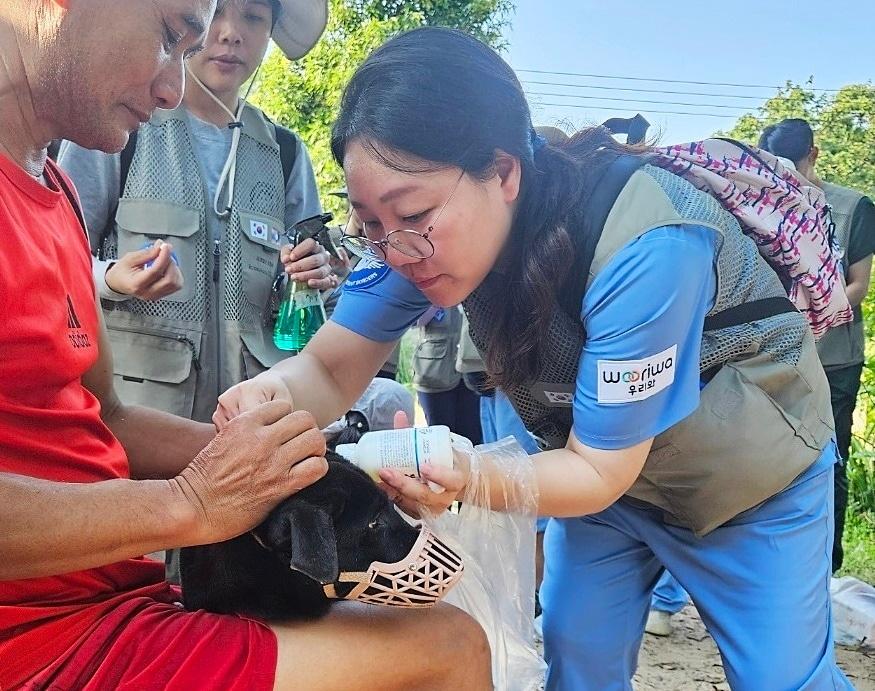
<box><xmin>345</xmin><ymin>255</ymin><xmax>391</xmax><ymax>292</ymax></box>
<box><xmin>597</xmin><ymin>345</ymin><xmax>677</xmax><ymax>404</ymax></box>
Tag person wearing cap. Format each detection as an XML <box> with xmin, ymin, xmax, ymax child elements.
<box><xmin>59</xmin><ymin>0</ymin><xmax>337</xmax><ymax>429</ymax></box>
<box><xmin>0</xmin><ymin>2</ymin><xmax>492</xmax><ymax>689</ymax></box>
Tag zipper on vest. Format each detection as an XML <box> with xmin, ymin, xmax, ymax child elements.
<box><xmin>182</xmin><ymin>335</ymin><xmax>202</xmax><ymax>371</ymax></box>
<box><xmin>107</xmin><ymin>325</ymin><xmax>201</xmax><ymax>372</ymax></box>
<box><xmin>212</xmin><ymin>239</ymin><xmax>221</xmax><ymax>283</ymax></box>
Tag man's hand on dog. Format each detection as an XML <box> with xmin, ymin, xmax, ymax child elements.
<box><xmin>172</xmin><ymin>401</ymin><xmax>328</xmax><ymax>545</ymax></box>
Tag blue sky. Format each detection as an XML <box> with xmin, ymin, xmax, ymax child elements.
<box><xmin>502</xmin><ymin>0</ymin><xmax>874</xmax><ymax>144</ymax></box>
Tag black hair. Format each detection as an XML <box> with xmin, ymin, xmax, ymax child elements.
<box><xmin>326</xmin><ymin>411</ymin><xmax>369</xmax><ymax>449</ymax></box>
<box><xmin>758</xmin><ymin>118</ymin><xmax>814</xmax><ymax>165</ymax></box>
<box><xmin>331</xmin><ymin>27</ymin><xmax>641</xmax><ymax>390</ymax></box>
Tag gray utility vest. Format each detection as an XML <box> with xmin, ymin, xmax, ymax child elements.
<box><xmin>464</xmin><ymin>164</ymin><xmax>834</xmax><ymax>536</ymax></box>
<box><xmin>817</xmin><ymin>182</ymin><xmax>868</xmax><ymax>370</ymax></box>
<box><xmin>93</xmin><ymin>105</ymin><xmax>290</xmax><ymax>422</ymax></box>
<box><xmin>412</xmin><ymin>306</ymin><xmax>464</xmax><ymax>394</ymax></box>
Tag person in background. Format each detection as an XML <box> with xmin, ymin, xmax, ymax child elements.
<box><xmin>412</xmin><ymin>305</ymin><xmax>483</xmax><ymax>444</ymax></box>
<box><xmin>323</xmin><ymin>377</ymin><xmax>416</xmax><ymax>446</ymax></box>
<box><xmin>760</xmin><ymin>117</ymin><xmax>875</xmax><ymax>573</ymax></box>
<box><xmin>643</xmin><ymin>571</ymin><xmax>689</xmax><ymax>636</ymax></box>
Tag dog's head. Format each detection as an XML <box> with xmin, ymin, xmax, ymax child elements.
<box><xmin>252</xmin><ymin>451</ymin><xmax>420</xmax><ymax>595</ymax></box>
<box><xmin>181</xmin><ymin>449</ymin><xmax>463</xmax><ymax>618</ymax></box>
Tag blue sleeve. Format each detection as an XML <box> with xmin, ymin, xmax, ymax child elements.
<box><xmin>331</xmin><ymin>258</ymin><xmax>432</xmax><ymax>341</ymax></box>
<box><xmin>572</xmin><ymin>225</ymin><xmax>718</xmax><ymax>450</ymax></box>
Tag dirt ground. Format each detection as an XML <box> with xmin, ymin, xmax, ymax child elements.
<box><xmin>632</xmin><ymin>605</ymin><xmax>875</xmax><ymax>690</ymax></box>
<box><xmin>534</xmin><ymin>604</ymin><xmax>874</xmax><ymax>690</ymax></box>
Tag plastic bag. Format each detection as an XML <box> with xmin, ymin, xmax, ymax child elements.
<box><xmin>831</xmin><ymin>576</ymin><xmax>875</xmax><ymax>648</ymax></box>
<box><xmin>423</xmin><ymin>437</ymin><xmax>545</xmax><ymax>691</ymax></box>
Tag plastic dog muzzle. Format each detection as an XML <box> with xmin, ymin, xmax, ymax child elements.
<box><xmin>323</xmin><ymin>528</ymin><xmax>463</xmax><ymax>608</ymax></box>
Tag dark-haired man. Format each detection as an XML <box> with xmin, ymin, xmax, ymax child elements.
<box><xmin>0</xmin><ymin>2</ymin><xmax>490</xmax><ymax>688</ymax></box>
<box><xmin>760</xmin><ymin>117</ymin><xmax>875</xmax><ymax>572</ymax></box>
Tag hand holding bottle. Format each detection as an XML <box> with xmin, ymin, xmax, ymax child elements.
<box><xmin>282</xmin><ymin>237</ymin><xmax>336</xmax><ymax>290</ymax></box>
<box><xmin>371</xmin><ymin>414</ymin><xmax>473</xmax><ymax>518</ymax></box>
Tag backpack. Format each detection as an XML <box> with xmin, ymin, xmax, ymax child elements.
<box><xmin>561</xmin><ymin>133</ymin><xmax>852</xmax><ymax>340</ymax></box>
<box><xmin>652</xmin><ymin>138</ymin><xmax>851</xmax><ymax>338</ymax></box>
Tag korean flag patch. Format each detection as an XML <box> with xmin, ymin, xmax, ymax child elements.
<box><xmin>250</xmin><ymin>220</ymin><xmax>268</xmax><ymax>239</ymax></box>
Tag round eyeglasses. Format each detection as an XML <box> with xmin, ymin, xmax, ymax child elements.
<box><xmin>340</xmin><ymin>172</ymin><xmax>464</xmax><ymax>261</ymax></box>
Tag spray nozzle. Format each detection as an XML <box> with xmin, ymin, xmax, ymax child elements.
<box><xmin>288</xmin><ymin>213</ymin><xmax>340</xmax><ymax>260</ymax></box>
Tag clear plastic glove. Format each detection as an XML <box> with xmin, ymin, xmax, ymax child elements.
<box><xmin>105</xmin><ymin>239</ymin><xmax>184</xmax><ymax>300</ymax></box>
<box><xmin>281</xmin><ymin>237</ymin><xmax>336</xmax><ymax>290</ymax></box>
<box><xmin>378</xmin><ymin>414</ymin><xmax>544</xmax><ymax>689</ymax></box>
<box><xmin>426</xmin><ymin>437</ymin><xmax>543</xmax><ymax>691</ymax></box>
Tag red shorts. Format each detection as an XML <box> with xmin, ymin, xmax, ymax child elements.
<box><xmin>17</xmin><ymin>584</ymin><xmax>277</xmax><ymax>691</ymax></box>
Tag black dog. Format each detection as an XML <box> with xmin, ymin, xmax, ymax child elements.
<box><xmin>180</xmin><ymin>451</ymin><xmax>420</xmax><ymax>620</ymax></box>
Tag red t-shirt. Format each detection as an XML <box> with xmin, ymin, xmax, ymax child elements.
<box><xmin>0</xmin><ymin>155</ymin><xmax>275</xmax><ymax>689</ymax></box>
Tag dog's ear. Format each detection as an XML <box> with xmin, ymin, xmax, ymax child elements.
<box><xmin>284</xmin><ymin>504</ymin><xmax>340</xmax><ymax>585</ymax></box>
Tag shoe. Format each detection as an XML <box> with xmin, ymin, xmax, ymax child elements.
<box><xmin>645</xmin><ymin>609</ymin><xmax>673</xmax><ymax>637</ymax></box>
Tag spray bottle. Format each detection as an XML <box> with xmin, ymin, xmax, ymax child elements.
<box><xmin>273</xmin><ymin>213</ymin><xmax>339</xmax><ymax>351</ymax></box>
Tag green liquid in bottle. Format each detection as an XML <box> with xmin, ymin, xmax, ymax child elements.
<box><xmin>273</xmin><ymin>281</ymin><xmax>326</xmax><ymax>351</ymax></box>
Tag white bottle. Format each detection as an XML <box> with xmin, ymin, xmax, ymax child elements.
<box><xmin>336</xmin><ymin>425</ymin><xmax>455</xmax><ymax>493</ymax></box>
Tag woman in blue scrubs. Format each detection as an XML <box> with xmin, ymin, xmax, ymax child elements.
<box><xmin>216</xmin><ymin>28</ymin><xmax>853</xmax><ymax>691</ymax></box>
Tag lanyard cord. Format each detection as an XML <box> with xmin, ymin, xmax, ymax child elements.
<box><xmin>185</xmin><ymin>64</ymin><xmax>261</xmax><ymax>219</ymax></box>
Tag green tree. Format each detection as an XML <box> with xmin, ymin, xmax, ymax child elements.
<box><xmin>724</xmin><ymin>81</ymin><xmax>875</xmax><ymax>194</ymax></box>
<box><xmin>252</xmin><ymin>0</ymin><xmax>513</xmax><ymax>214</ymax></box>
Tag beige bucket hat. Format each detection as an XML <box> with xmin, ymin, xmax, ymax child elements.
<box><xmin>273</xmin><ymin>0</ymin><xmax>328</xmax><ymax>59</ymax></box>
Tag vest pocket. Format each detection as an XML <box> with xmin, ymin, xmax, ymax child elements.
<box><xmin>107</xmin><ymin>325</ymin><xmax>200</xmax><ymax>419</ymax></box>
<box><xmin>240</xmin><ymin>328</ymin><xmax>289</xmax><ymax>375</ymax></box>
<box><xmin>241</xmin><ymin>341</ymin><xmax>272</xmax><ymax>380</ymax></box>
<box><xmin>115</xmin><ymin>198</ymin><xmax>200</xmax><ymax>304</ymax></box>
<box><xmin>413</xmin><ymin>338</ymin><xmax>462</xmax><ymax>392</ymax></box>
<box><xmin>637</xmin><ymin>359</ymin><xmax>826</xmax><ymax>535</ymax></box>
<box><xmin>817</xmin><ymin>320</ymin><xmax>865</xmax><ymax>369</ymax></box>
<box><xmin>413</xmin><ymin>310</ymin><xmax>464</xmax><ymax>392</ymax></box>
<box><xmin>238</xmin><ymin>211</ymin><xmax>284</xmax><ymax>317</ymax></box>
